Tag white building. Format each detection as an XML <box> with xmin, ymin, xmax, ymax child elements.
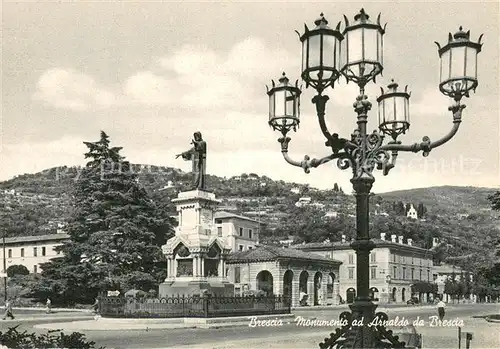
<box><xmin>295</xmin><ymin>197</ymin><xmax>312</xmax><ymax>207</ymax></box>
<box><xmin>407</xmin><ymin>204</ymin><xmax>418</xmax><ymax>219</ymax></box>
<box><xmin>294</xmin><ymin>233</ymin><xmax>435</xmax><ymax>304</ymax></box>
<box><xmin>213</xmin><ymin>211</ymin><xmax>260</xmax><ymax>252</ymax></box>
<box><xmin>0</xmin><ymin>233</ymin><xmax>70</xmax><ymax>274</ymax></box>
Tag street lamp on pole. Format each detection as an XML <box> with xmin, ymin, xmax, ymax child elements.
<box><xmin>266</xmin><ymin>8</ymin><xmax>483</xmax><ymax>349</ymax></box>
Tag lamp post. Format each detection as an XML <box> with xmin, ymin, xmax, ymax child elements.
<box><xmin>266</xmin><ymin>9</ymin><xmax>483</xmax><ymax>348</ymax></box>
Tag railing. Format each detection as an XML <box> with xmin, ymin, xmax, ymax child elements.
<box><xmin>99</xmin><ymin>294</ymin><xmax>291</xmax><ymax>318</ymax></box>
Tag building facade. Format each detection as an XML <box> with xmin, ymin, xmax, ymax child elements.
<box><xmin>294</xmin><ymin>233</ymin><xmax>434</xmax><ymax>304</ymax></box>
<box><xmin>0</xmin><ymin>233</ymin><xmax>69</xmax><ymax>274</ymax></box>
<box><xmin>226</xmin><ymin>245</ymin><xmax>342</xmax><ymax>307</ymax></box>
<box><xmin>213</xmin><ymin>211</ymin><xmax>260</xmax><ymax>252</ymax></box>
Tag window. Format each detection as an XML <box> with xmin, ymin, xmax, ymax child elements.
<box><xmin>217</xmin><ymin>227</ymin><xmax>223</xmax><ymax>237</ymax></box>
<box><xmin>239</xmin><ymin>228</ymin><xmax>243</xmax><ymax>237</ymax></box>
<box><xmin>402</xmin><ymin>267</ymin><xmax>407</xmax><ymax>279</ymax></box>
<box><xmin>33</xmin><ymin>247</ymin><xmax>37</xmax><ymax>257</ymax></box>
<box><xmin>427</xmin><ymin>269</ymin><xmax>430</xmax><ymax>281</ymax></box>
<box><xmin>419</xmin><ymin>269</ymin><xmax>423</xmax><ymax>280</ymax></box>
<box><xmin>234</xmin><ymin>267</ymin><xmax>241</xmax><ymax>283</ymax></box>
<box><xmin>215</xmin><ymin>219</ymin><xmax>222</xmax><ymax>224</ymax></box>
<box><xmin>42</xmin><ymin>247</ymin><xmax>46</xmax><ymax>256</ymax></box>
<box><xmin>249</xmin><ymin>229</ymin><xmax>253</xmax><ymax>239</ymax></box>
<box><xmin>392</xmin><ymin>254</ymin><xmax>396</xmax><ymax>262</ymax></box>
<box><xmin>348</xmin><ymin>254</ymin><xmax>354</xmax><ymax>264</ymax></box>
<box><xmin>348</xmin><ymin>267</ymin><xmax>354</xmax><ymax>279</ymax></box>
<box><xmin>402</xmin><ymin>256</ymin><xmax>406</xmax><ymax>264</ymax></box>
<box><xmin>370</xmin><ymin>267</ymin><xmax>377</xmax><ymax>279</ymax></box>
<box><xmin>239</xmin><ymin>245</ymin><xmax>244</xmax><ymax>252</ymax></box>
<box><xmin>370</xmin><ymin>252</ymin><xmax>376</xmax><ymax>263</ymax></box>
<box><xmin>411</xmin><ymin>268</ymin><xmax>414</xmax><ymax>280</ymax></box>
<box><xmin>248</xmin><ymin>246</ymin><xmax>253</xmax><ymax>250</ymax></box>
<box><xmin>393</xmin><ymin>266</ymin><xmax>397</xmax><ymax>278</ymax></box>
<box><xmin>7</xmin><ymin>249</ymin><xmax>12</xmax><ymax>258</ymax></box>
<box><xmin>33</xmin><ymin>265</ymin><xmax>37</xmax><ymax>273</ymax></box>
<box><xmin>21</xmin><ymin>248</ymin><xmax>24</xmax><ymax>257</ymax></box>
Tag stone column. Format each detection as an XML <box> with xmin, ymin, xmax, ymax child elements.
<box><xmin>200</xmin><ymin>256</ymin><xmax>205</xmax><ymax>277</ymax></box>
<box><xmin>173</xmin><ymin>258</ymin><xmax>178</xmax><ymax>278</ymax></box>
<box><xmin>166</xmin><ymin>258</ymin><xmax>170</xmax><ymax>278</ymax></box>
<box><xmin>193</xmin><ymin>255</ymin><xmax>198</xmax><ymax>277</ymax></box>
<box><xmin>333</xmin><ymin>281</ymin><xmax>340</xmax><ymax>305</ymax></box>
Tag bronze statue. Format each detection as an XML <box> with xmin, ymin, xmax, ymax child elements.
<box><xmin>176</xmin><ymin>131</ymin><xmax>207</xmax><ymax>190</ymax></box>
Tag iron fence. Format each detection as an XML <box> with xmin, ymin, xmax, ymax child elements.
<box><xmin>99</xmin><ymin>294</ymin><xmax>291</xmax><ymax>318</ymax></box>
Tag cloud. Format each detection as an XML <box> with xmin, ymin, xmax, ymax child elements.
<box><xmin>33</xmin><ymin>68</ymin><xmax>118</xmax><ymax>111</ymax></box>
<box><xmin>124</xmin><ymin>37</ymin><xmax>295</xmax><ymax>110</ymax></box>
<box><xmin>124</xmin><ymin>71</ymin><xmax>175</xmax><ymax>106</ymax></box>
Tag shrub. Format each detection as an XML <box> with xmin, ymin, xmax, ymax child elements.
<box><xmin>0</xmin><ymin>325</ymin><xmax>104</xmax><ymax>348</ymax></box>
<box><xmin>6</xmin><ymin>265</ymin><xmax>29</xmax><ymax>277</ymax></box>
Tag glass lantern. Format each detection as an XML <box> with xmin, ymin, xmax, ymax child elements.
<box><xmin>297</xmin><ymin>13</ymin><xmax>344</xmax><ymax>92</ymax></box>
<box><xmin>377</xmin><ymin>79</ymin><xmax>411</xmax><ymax>140</ymax></box>
<box><xmin>340</xmin><ymin>8</ymin><xmax>386</xmax><ymax>85</ymax></box>
<box><xmin>435</xmin><ymin>27</ymin><xmax>483</xmax><ymax>100</ymax></box>
<box><xmin>266</xmin><ymin>72</ymin><xmax>301</xmax><ymax>136</ymax></box>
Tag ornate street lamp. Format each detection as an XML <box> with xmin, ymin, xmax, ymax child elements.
<box><xmin>265</xmin><ymin>8</ymin><xmax>483</xmax><ymax>349</ymax></box>
<box><xmin>435</xmin><ymin>26</ymin><xmax>483</xmax><ymax>100</ymax></box>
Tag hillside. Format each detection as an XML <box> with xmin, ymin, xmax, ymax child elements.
<box><xmin>0</xmin><ymin>165</ymin><xmax>498</xmax><ymax>273</ymax></box>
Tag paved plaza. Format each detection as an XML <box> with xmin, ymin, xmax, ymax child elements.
<box><xmin>2</xmin><ymin>303</ymin><xmax>498</xmax><ymax>348</ymax></box>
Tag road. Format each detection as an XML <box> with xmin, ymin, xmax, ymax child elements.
<box><xmin>1</xmin><ymin>304</ymin><xmax>499</xmax><ymax>348</ymax></box>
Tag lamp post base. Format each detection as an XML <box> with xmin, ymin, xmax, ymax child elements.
<box><xmin>319</xmin><ymin>304</ymin><xmax>409</xmax><ymax>348</ymax></box>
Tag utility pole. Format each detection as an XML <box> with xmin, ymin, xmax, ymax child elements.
<box><xmin>2</xmin><ymin>235</ymin><xmax>7</xmax><ymax>303</ymax></box>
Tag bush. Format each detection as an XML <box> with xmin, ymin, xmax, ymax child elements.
<box><xmin>0</xmin><ymin>325</ymin><xmax>104</xmax><ymax>348</ymax></box>
<box><xmin>7</xmin><ymin>265</ymin><xmax>30</xmax><ymax>277</ymax></box>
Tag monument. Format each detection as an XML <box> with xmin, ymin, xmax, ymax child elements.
<box><xmin>159</xmin><ymin>132</ymin><xmax>234</xmax><ymax>297</ymax></box>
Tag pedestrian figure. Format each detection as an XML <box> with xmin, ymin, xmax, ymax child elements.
<box><xmin>437</xmin><ymin>298</ymin><xmax>446</xmax><ymax>321</ymax></box>
<box><xmin>2</xmin><ymin>299</ymin><xmax>15</xmax><ymax>320</ymax></box>
<box><xmin>46</xmin><ymin>298</ymin><xmax>52</xmax><ymax>314</ymax></box>
<box><xmin>92</xmin><ymin>298</ymin><xmax>99</xmax><ymax>314</ymax></box>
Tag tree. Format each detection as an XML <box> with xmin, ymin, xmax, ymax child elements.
<box><xmin>487</xmin><ymin>190</ymin><xmax>500</xmax><ymax>211</ymax></box>
<box><xmin>6</xmin><ymin>265</ymin><xmax>29</xmax><ymax>277</ymax></box>
<box><xmin>333</xmin><ymin>183</ymin><xmax>339</xmax><ymax>192</ymax></box>
<box><xmin>32</xmin><ymin>131</ymin><xmax>173</xmax><ymax>304</ymax></box>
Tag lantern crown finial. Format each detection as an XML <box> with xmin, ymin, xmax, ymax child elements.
<box><xmin>387</xmin><ymin>79</ymin><xmax>398</xmax><ymax>91</ymax></box>
<box><xmin>453</xmin><ymin>26</ymin><xmax>469</xmax><ymax>41</ymax></box>
<box><xmin>279</xmin><ymin>72</ymin><xmax>289</xmax><ymax>85</ymax></box>
<box><xmin>314</xmin><ymin>13</ymin><xmax>329</xmax><ymax>27</ymax></box>
<box><xmin>354</xmin><ymin>8</ymin><xmax>370</xmax><ymax>23</ymax></box>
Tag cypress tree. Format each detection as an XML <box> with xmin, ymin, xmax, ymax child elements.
<box><xmin>35</xmin><ymin>131</ymin><xmax>173</xmax><ymax>304</ymax></box>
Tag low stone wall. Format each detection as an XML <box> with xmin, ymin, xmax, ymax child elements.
<box><xmin>100</xmin><ymin>295</ymin><xmax>291</xmax><ymax>318</ymax></box>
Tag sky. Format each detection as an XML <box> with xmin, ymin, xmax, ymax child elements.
<box><xmin>2</xmin><ymin>0</ymin><xmax>499</xmax><ymax>193</ymax></box>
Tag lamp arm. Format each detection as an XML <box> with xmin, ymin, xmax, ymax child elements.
<box><xmin>313</xmin><ymin>94</ymin><xmax>353</xmax><ymax>153</ymax></box>
<box><xmin>279</xmin><ymin>137</ymin><xmax>342</xmax><ymax>173</ymax></box>
<box><xmin>379</xmin><ymin>102</ymin><xmax>465</xmax><ymax>156</ymax></box>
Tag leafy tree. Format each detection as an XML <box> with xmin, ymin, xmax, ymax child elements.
<box><xmin>6</xmin><ymin>265</ymin><xmax>29</xmax><ymax>277</ymax></box>
<box><xmin>32</xmin><ymin>131</ymin><xmax>173</xmax><ymax>304</ymax></box>
<box><xmin>487</xmin><ymin>190</ymin><xmax>500</xmax><ymax>211</ymax></box>
<box><xmin>333</xmin><ymin>183</ymin><xmax>339</xmax><ymax>192</ymax></box>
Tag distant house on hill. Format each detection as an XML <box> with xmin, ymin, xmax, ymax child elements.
<box><xmin>295</xmin><ymin>197</ymin><xmax>312</xmax><ymax>207</ymax></box>
<box><xmin>406</xmin><ymin>204</ymin><xmax>418</xmax><ymax>219</ymax></box>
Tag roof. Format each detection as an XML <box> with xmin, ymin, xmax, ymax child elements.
<box><xmin>227</xmin><ymin>244</ymin><xmax>342</xmax><ymax>265</ymax></box>
<box><xmin>214</xmin><ymin>210</ymin><xmax>260</xmax><ymax>224</ymax></box>
<box><xmin>293</xmin><ymin>238</ymin><xmax>432</xmax><ymax>254</ymax></box>
<box><xmin>4</xmin><ymin>233</ymin><xmax>70</xmax><ymax>245</ymax></box>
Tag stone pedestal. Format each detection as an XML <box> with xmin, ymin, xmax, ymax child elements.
<box><xmin>159</xmin><ymin>189</ymin><xmax>234</xmax><ymax>297</ymax></box>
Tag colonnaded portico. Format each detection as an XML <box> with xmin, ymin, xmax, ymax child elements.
<box><xmin>226</xmin><ymin>245</ymin><xmax>342</xmax><ymax>307</ymax></box>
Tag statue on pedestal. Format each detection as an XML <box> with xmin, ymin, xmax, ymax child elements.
<box><xmin>176</xmin><ymin>131</ymin><xmax>207</xmax><ymax>190</ymax></box>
